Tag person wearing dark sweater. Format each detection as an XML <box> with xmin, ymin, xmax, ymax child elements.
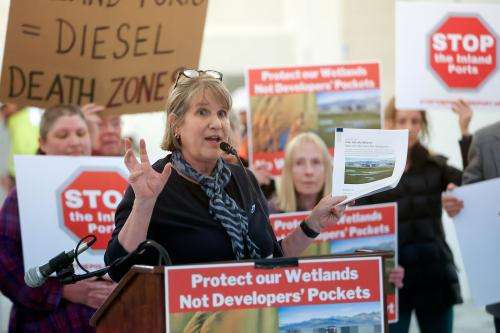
<box><xmin>357</xmin><ymin>98</ymin><xmax>462</xmax><ymax>333</ymax></box>
<box><xmin>105</xmin><ymin>70</ymin><xmax>348</xmax><ymax>281</ymax></box>
<box><xmin>105</xmin><ymin>154</ymin><xmax>280</xmax><ymax>280</ymax></box>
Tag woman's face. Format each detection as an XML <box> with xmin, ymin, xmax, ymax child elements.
<box><xmin>291</xmin><ymin>140</ymin><xmax>326</xmax><ymax>197</ymax></box>
<box><xmin>40</xmin><ymin>114</ymin><xmax>92</xmax><ymax>156</ymax></box>
<box><xmin>94</xmin><ymin>115</ymin><xmax>122</xmax><ymax>156</ymax></box>
<box><xmin>393</xmin><ymin>110</ymin><xmax>423</xmax><ymax>148</ymax></box>
<box><xmin>176</xmin><ymin>89</ymin><xmax>230</xmax><ymax>167</ymax></box>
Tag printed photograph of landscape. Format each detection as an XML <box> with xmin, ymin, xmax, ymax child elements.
<box><xmin>344</xmin><ymin>156</ymin><xmax>395</xmax><ymax>184</ymax></box>
<box><xmin>278</xmin><ymin>302</ymin><xmax>383</xmax><ymax>333</ymax></box>
<box><xmin>329</xmin><ymin>235</ymin><xmax>395</xmax><ymax>255</ymax></box>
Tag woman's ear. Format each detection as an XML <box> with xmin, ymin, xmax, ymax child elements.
<box><xmin>168</xmin><ymin>113</ymin><xmax>179</xmax><ymax>135</ymax></box>
<box><xmin>168</xmin><ymin>113</ymin><xmax>176</xmax><ymax>128</ymax></box>
<box><xmin>38</xmin><ymin>137</ymin><xmax>47</xmax><ymax>154</ymax></box>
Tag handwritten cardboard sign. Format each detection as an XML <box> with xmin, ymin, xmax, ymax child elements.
<box><xmin>0</xmin><ymin>0</ymin><xmax>208</xmax><ymax>114</ymax></box>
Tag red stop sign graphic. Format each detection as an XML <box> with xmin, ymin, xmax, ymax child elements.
<box><xmin>429</xmin><ymin>15</ymin><xmax>497</xmax><ymax>89</ymax></box>
<box><xmin>59</xmin><ymin>170</ymin><xmax>128</xmax><ymax>250</ymax></box>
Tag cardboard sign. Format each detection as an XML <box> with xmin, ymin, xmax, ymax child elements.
<box><xmin>0</xmin><ymin>0</ymin><xmax>208</xmax><ymax>114</ymax></box>
<box><xmin>165</xmin><ymin>257</ymin><xmax>385</xmax><ymax>333</ymax></box>
<box><xmin>15</xmin><ymin>155</ymin><xmax>129</xmax><ymax>273</ymax></box>
<box><xmin>246</xmin><ymin>63</ymin><xmax>381</xmax><ymax>175</ymax></box>
<box><xmin>269</xmin><ymin>203</ymin><xmax>399</xmax><ymax>323</ymax></box>
<box><xmin>396</xmin><ymin>2</ymin><xmax>500</xmax><ymax>110</ymax></box>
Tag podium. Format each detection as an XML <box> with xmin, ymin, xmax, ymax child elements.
<box><xmin>90</xmin><ymin>266</ymin><xmax>166</xmax><ymax>332</ymax></box>
<box><xmin>91</xmin><ymin>254</ymin><xmax>389</xmax><ymax>332</ymax></box>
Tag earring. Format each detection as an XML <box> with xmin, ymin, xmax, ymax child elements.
<box><xmin>175</xmin><ymin>133</ymin><xmax>181</xmax><ymax>145</ymax></box>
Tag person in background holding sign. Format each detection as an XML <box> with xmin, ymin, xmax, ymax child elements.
<box><xmin>356</xmin><ymin>97</ymin><xmax>463</xmax><ymax>333</ymax></box>
<box><xmin>442</xmin><ymin>118</ymin><xmax>500</xmax><ymax>332</ymax></box>
<box><xmin>0</xmin><ymin>104</ymin><xmax>116</xmax><ymax>332</ymax></box>
<box><xmin>105</xmin><ymin>70</ymin><xmax>348</xmax><ymax>281</ymax></box>
<box><xmin>81</xmin><ymin>103</ymin><xmax>124</xmax><ymax>156</ymax></box>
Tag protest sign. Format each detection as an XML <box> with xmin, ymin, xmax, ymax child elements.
<box><xmin>15</xmin><ymin>155</ymin><xmax>128</xmax><ymax>273</ymax></box>
<box><xmin>452</xmin><ymin>178</ymin><xmax>500</xmax><ymax>306</ymax></box>
<box><xmin>396</xmin><ymin>2</ymin><xmax>500</xmax><ymax>110</ymax></box>
<box><xmin>246</xmin><ymin>63</ymin><xmax>381</xmax><ymax>175</ymax></box>
<box><xmin>0</xmin><ymin>0</ymin><xmax>207</xmax><ymax>114</ymax></box>
<box><xmin>270</xmin><ymin>202</ymin><xmax>399</xmax><ymax>323</ymax></box>
<box><xmin>165</xmin><ymin>257</ymin><xmax>385</xmax><ymax>332</ymax></box>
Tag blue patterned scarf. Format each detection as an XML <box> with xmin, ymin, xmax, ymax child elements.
<box><xmin>171</xmin><ymin>150</ymin><xmax>261</xmax><ymax>260</ymax></box>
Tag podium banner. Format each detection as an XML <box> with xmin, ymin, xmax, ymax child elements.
<box><xmin>165</xmin><ymin>257</ymin><xmax>385</xmax><ymax>332</ymax></box>
<box><xmin>270</xmin><ymin>203</ymin><xmax>398</xmax><ymax>323</ymax></box>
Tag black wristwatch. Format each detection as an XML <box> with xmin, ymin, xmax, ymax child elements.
<box><xmin>300</xmin><ymin>220</ymin><xmax>320</xmax><ymax>239</ymax></box>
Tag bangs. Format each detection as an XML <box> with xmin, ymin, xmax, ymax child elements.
<box><xmin>186</xmin><ymin>80</ymin><xmax>232</xmax><ymax>111</ymax></box>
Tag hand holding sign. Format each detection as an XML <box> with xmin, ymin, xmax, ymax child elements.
<box><xmin>124</xmin><ymin>138</ymin><xmax>171</xmax><ymax>202</ymax></box>
<box><xmin>81</xmin><ymin>103</ymin><xmax>105</xmax><ymax>148</ymax></box>
<box><xmin>451</xmin><ymin>99</ymin><xmax>473</xmax><ymax>136</ymax></box>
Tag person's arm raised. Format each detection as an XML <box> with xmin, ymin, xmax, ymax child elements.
<box><xmin>117</xmin><ymin>139</ymin><xmax>172</xmax><ymax>252</ymax></box>
<box><xmin>451</xmin><ymin>99</ymin><xmax>473</xmax><ymax>137</ymax></box>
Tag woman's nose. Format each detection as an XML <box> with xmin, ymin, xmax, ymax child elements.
<box><xmin>305</xmin><ymin>162</ymin><xmax>314</xmax><ymax>174</ymax></box>
<box><xmin>208</xmin><ymin>113</ymin><xmax>223</xmax><ymax>129</ymax></box>
<box><xmin>68</xmin><ymin>133</ymin><xmax>81</xmax><ymax>146</ymax></box>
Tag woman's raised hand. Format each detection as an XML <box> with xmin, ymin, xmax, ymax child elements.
<box><xmin>451</xmin><ymin>99</ymin><xmax>473</xmax><ymax>136</ymax></box>
<box><xmin>307</xmin><ymin>195</ymin><xmax>348</xmax><ymax>233</ymax></box>
<box><xmin>124</xmin><ymin>138</ymin><xmax>171</xmax><ymax>201</ymax></box>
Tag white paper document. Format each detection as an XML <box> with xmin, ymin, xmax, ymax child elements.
<box><xmin>332</xmin><ymin>128</ymin><xmax>408</xmax><ymax>204</ymax></box>
<box><xmin>452</xmin><ymin>178</ymin><xmax>500</xmax><ymax>307</ymax></box>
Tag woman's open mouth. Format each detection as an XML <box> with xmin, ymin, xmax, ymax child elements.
<box><xmin>205</xmin><ymin>135</ymin><xmax>222</xmax><ymax>144</ymax></box>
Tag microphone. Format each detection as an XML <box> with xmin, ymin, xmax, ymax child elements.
<box><xmin>220</xmin><ymin>141</ymin><xmax>238</xmax><ymax>156</ymax></box>
<box><xmin>24</xmin><ymin>242</ymin><xmax>91</xmax><ymax>288</ymax></box>
<box><xmin>219</xmin><ymin>142</ymin><xmax>284</xmax><ymax>257</ymax></box>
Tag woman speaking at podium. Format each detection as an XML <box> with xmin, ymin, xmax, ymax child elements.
<box><xmin>105</xmin><ymin>70</ymin><xmax>347</xmax><ymax>281</ymax></box>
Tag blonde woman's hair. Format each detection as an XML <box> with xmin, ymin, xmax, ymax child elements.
<box><xmin>275</xmin><ymin>132</ymin><xmax>332</xmax><ymax>212</ymax></box>
<box><xmin>161</xmin><ymin>74</ymin><xmax>232</xmax><ymax>151</ymax></box>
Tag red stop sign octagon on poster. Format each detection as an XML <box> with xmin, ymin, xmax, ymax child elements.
<box><xmin>429</xmin><ymin>15</ymin><xmax>497</xmax><ymax>89</ymax></box>
<box><xmin>58</xmin><ymin>170</ymin><xmax>128</xmax><ymax>250</ymax></box>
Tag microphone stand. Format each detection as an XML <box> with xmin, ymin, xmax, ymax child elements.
<box><xmin>59</xmin><ymin>239</ymin><xmax>172</xmax><ymax>284</ymax></box>
<box><xmin>60</xmin><ymin>267</ymin><xmax>109</xmax><ymax>284</ymax></box>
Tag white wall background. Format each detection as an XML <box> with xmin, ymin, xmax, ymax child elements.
<box><xmin>1</xmin><ymin>0</ymin><xmax>500</xmax><ymax>331</ymax></box>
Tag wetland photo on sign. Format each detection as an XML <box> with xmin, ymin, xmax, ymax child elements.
<box><xmin>344</xmin><ymin>157</ymin><xmax>395</xmax><ymax>184</ymax></box>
